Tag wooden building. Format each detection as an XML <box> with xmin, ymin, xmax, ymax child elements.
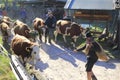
<box><xmin>17</xmin><ymin>0</ymin><xmax>66</xmax><ymax>8</ymax></box>
<box><xmin>64</xmin><ymin>0</ymin><xmax>119</xmax><ymax>28</ymax></box>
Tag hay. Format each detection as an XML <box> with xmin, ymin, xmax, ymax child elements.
<box><xmin>83</xmin><ymin>41</ymin><xmax>109</xmax><ymax>61</ymax></box>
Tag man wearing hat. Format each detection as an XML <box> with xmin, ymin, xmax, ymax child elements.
<box><xmin>74</xmin><ymin>32</ymin><xmax>98</xmax><ymax>80</ymax></box>
<box><xmin>45</xmin><ymin>11</ymin><xmax>56</xmax><ymax>43</ymax></box>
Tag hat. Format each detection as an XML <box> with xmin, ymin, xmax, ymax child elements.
<box><xmin>48</xmin><ymin>10</ymin><xmax>52</xmax><ymax>14</ymax></box>
<box><xmin>86</xmin><ymin>32</ymin><xmax>92</xmax><ymax>38</ymax></box>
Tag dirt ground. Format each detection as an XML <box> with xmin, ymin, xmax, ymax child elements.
<box><xmin>34</xmin><ymin>41</ymin><xmax>120</xmax><ymax>80</ymax></box>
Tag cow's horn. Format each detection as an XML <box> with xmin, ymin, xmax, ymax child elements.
<box><xmin>26</xmin><ymin>47</ymin><xmax>30</xmax><ymax>52</ymax></box>
<box><xmin>25</xmin><ymin>30</ymin><xmax>29</xmax><ymax>34</ymax></box>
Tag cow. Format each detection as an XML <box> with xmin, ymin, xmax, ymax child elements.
<box><xmin>33</xmin><ymin>17</ymin><xmax>48</xmax><ymax>43</ymax></box>
<box><xmin>54</xmin><ymin>20</ymin><xmax>85</xmax><ymax>48</ymax></box>
<box><xmin>0</xmin><ymin>16</ymin><xmax>15</xmax><ymax>44</ymax></box>
<box><xmin>11</xmin><ymin>34</ymin><xmax>41</xmax><ymax>67</ymax></box>
<box><xmin>13</xmin><ymin>20</ymin><xmax>38</xmax><ymax>42</ymax></box>
<box><xmin>0</xmin><ymin>22</ymin><xmax>13</xmax><ymax>43</ymax></box>
<box><xmin>13</xmin><ymin>20</ymin><xmax>31</xmax><ymax>38</ymax></box>
<box><xmin>0</xmin><ymin>16</ymin><xmax>13</xmax><ymax>28</ymax></box>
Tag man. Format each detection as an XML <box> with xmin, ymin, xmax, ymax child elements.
<box><xmin>20</xmin><ymin>8</ymin><xmax>27</xmax><ymax>23</ymax></box>
<box><xmin>2</xmin><ymin>7</ymin><xmax>7</xmax><ymax>16</ymax></box>
<box><xmin>45</xmin><ymin>11</ymin><xmax>56</xmax><ymax>43</ymax></box>
<box><xmin>74</xmin><ymin>32</ymin><xmax>98</xmax><ymax>80</ymax></box>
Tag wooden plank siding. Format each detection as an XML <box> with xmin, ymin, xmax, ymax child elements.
<box><xmin>74</xmin><ymin>13</ymin><xmax>112</xmax><ymax>21</ymax></box>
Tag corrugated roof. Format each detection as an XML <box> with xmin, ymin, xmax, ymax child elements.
<box><xmin>64</xmin><ymin>0</ymin><xmax>115</xmax><ymax>10</ymax></box>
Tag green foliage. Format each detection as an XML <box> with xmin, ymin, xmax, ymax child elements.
<box><xmin>0</xmin><ymin>55</ymin><xmax>16</xmax><ymax>80</ymax></box>
<box><xmin>91</xmin><ymin>26</ymin><xmax>103</xmax><ymax>32</ymax></box>
<box><xmin>0</xmin><ymin>36</ymin><xmax>16</xmax><ymax>80</ymax></box>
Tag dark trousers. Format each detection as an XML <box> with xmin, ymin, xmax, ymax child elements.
<box><xmin>85</xmin><ymin>58</ymin><xmax>98</xmax><ymax>72</ymax></box>
<box><xmin>48</xmin><ymin>28</ymin><xmax>54</xmax><ymax>43</ymax></box>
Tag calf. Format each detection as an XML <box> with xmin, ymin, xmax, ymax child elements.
<box><xmin>54</xmin><ymin>20</ymin><xmax>85</xmax><ymax>48</ymax></box>
<box><xmin>11</xmin><ymin>34</ymin><xmax>41</xmax><ymax>67</ymax></box>
<box><xmin>33</xmin><ymin>17</ymin><xmax>48</xmax><ymax>43</ymax></box>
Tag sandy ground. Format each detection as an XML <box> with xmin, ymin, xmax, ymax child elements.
<box><xmin>34</xmin><ymin>41</ymin><xmax>120</xmax><ymax>80</ymax></box>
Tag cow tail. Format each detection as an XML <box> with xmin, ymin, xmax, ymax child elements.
<box><xmin>0</xmin><ymin>24</ymin><xmax>1</xmax><ymax>30</ymax></box>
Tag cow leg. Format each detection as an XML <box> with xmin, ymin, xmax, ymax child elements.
<box><xmin>45</xmin><ymin>33</ymin><xmax>47</xmax><ymax>43</ymax></box>
<box><xmin>2</xmin><ymin>36</ymin><xmax>5</xmax><ymax>42</ymax></box>
<box><xmin>38</xmin><ymin>32</ymin><xmax>42</xmax><ymax>43</ymax></box>
<box><xmin>71</xmin><ymin>39</ymin><xmax>75</xmax><ymax>49</ymax></box>
<box><xmin>63</xmin><ymin>35</ymin><xmax>67</xmax><ymax>43</ymax></box>
<box><xmin>23</xmin><ymin>57</ymin><xmax>28</xmax><ymax>67</ymax></box>
<box><xmin>19</xmin><ymin>56</ymin><xmax>26</xmax><ymax>67</ymax></box>
<box><xmin>28</xmin><ymin>58</ymin><xmax>36</xmax><ymax>67</ymax></box>
<box><xmin>45</xmin><ymin>28</ymin><xmax>49</xmax><ymax>43</ymax></box>
<box><xmin>47</xmin><ymin>29</ymin><xmax>51</xmax><ymax>43</ymax></box>
<box><xmin>54</xmin><ymin>30</ymin><xmax>58</xmax><ymax>42</ymax></box>
<box><xmin>71</xmin><ymin>38</ymin><xmax>77</xmax><ymax>49</ymax></box>
<box><xmin>2</xmin><ymin>36</ymin><xmax>8</xmax><ymax>43</ymax></box>
<box><xmin>39</xmin><ymin>35</ymin><xmax>42</xmax><ymax>42</ymax></box>
<box><xmin>32</xmin><ymin>53</ymin><xmax>37</xmax><ymax>66</ymax></box>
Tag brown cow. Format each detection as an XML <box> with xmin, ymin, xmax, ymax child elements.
<box><xmin>0</xmin><ymin>16</ymin><xmax>13</xmax><ymax>28</ymax></box>
<box><xmin>33</xmin><ymin>17</ymin><xmax>48</xmax><ymax>43</ymax></box>
<box><xmin>13</xmin><ymin>20</ymin><xmax>38</xmax><ymax>42</ymax></box>
<box><xmin>13</xmin><ymin>19</ymin><xmax>24</xmax><ymax>27</ymax></box>
<box><xmin>11</xmin><ymin>34</ymin><xmax>41</xmax><ymax>67</ymax></box>
<box><xmin>0</xmin><ymin>16</ymin><xmax>15</xmax><ymax>44</ymax></box>
<box><xmin>54</xmin><ymin>20</ymin><xmax>85</xmax><ymax>48</ymax></box>
<box><xmin>13</xmin><ymin>20</ymin><xmax>30</xmax><ymax>38</ymax></box>
<box><xmin>0</xmin><ymin>22</ymin><xmax>12</xmax><ymax>43</ymax></box>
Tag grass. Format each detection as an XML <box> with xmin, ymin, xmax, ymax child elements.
<box><xmin>0</xmin><ymin>55</ymin><xmax>16</xmax><ymax>80</ymax></box>
<box><xmin>0</xmin><ymin>36</ymin><xmax>16</xmax><ymax>80</ymax></box>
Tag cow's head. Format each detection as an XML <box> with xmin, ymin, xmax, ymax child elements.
<box><xmin>33</xmin><ymin>18</ymin><xmax>45</xmax><ymax>30</ymax></box>
<box><xmin>28</xmin><ymin>30</ymin><xmax>39</xmax><ymax>42</ymax></box>
<box><xmin>37</xmin><ymin>20</ymin><xmax>43</xmax><ymax>28</ymax></box>
<box><xmin>26</xmin><ymin>43</ymin><xmax>41</xmax><ymax>65</ymax></box>
<box><xmin>13</xmin><ymin>20</ymin><xmax>24</xmax><ymax>27</ymax></box>
<box><xmin>0</xmin><ymin>22</ymin><xmax>12</xmax><ymax>36</ymax></box>
<box><xmin>22</xmin><ymin>24</ymin><xmax>31</xmax><ymax>37</ymax></box>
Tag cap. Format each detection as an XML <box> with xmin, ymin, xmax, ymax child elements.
<box><xmin>86</xmin><ymin>32</ymin><xmax>92</xmax><ymax>38</ymax></box>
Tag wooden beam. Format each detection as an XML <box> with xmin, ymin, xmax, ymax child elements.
<box><xmin>74</xmin><ymin>13</ymin><xmax>112</xmax><ymax>21</ymax></box>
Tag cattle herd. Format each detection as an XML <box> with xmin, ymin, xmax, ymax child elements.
<box><xmin>0</xmin><ymin>16</ymin><xmax>86</xmax><ymax>68</ymax></box>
